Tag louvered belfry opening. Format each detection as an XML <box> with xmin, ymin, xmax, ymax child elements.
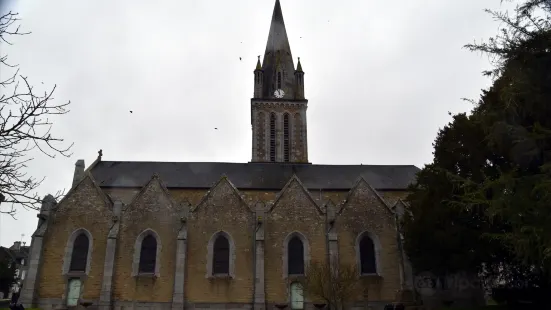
<box><xmin>139</xmin><ymin>235</ymin><xmax>157</xmax><ymax>273</ymax></box>
<box><xmin>69</xmin><ymin>233</ymin><xmax>89</xmax><ymax>272</ymax></box>
<box><xmin>270</xmin><ymin>113</ymin><xmax>277</xmax><ymax>162</ymax></box>
<box><xmin>283</xmin><ymin>113</ymin><xmax>290</xmax><ymax>162</ymax></box>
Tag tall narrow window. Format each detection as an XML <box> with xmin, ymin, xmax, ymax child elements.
<box><xmin>290</xmin><ymin>282</ymin><xmax>304</xmax><ymax>309</ymax></box>
<box><xmin>213</xmin><ymin>235</ymin><xmax>230</xmax><ymax>274</ymax></box>
<box><xmin>277</xmin><ymin>72</ymin><xmax>282</xmax><ymax>89</ymax></box>
<box><xmin>359</xmin><ymin>235</ymin><xmax>376</xmax><ymax>274</ymax></box>
<box><xmin>139</xmin><ymin>235</ymin><xmax>157</xmax><ymax>273</ymax></box>
<box><xmin>270</xmin><ymin>113</ymin><xmax>276</xmax><ymax>162</ymax></box>
<box><xmin>69</xmin><ymin>233</ymin><xmax>89</xmax><ymax>272</ymax></box>
<box><xmin>288</xmin><ymin>236</ymin><xmax>304</xmax><ymax>275</ymax></box>
<box><xmin>283</xmin><ymin>113</ymin><xmax>290</xmax><ymax>162</ymax></box>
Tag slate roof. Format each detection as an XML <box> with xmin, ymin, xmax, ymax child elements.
<box><xmin>90</xmin><ymin>161</ymin><xmax>420</xmax><ymax>190</ymax></box>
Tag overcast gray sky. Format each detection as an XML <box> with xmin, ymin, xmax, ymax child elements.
<box><xmin>0</xmin><ymin>0</ymin><xmax>519</xmax><ymax>246</ymax></box>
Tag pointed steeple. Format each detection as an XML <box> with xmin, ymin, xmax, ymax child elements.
<box><xmin>296</xmin><ymin>57</ymin><xmax>303</xmax><ymax>72</ymax></box>
<box><xmin>294</xmin><ymin>57</ymin><xmax>305</xmax><ymax>99</ymax></box>
<box><xmin>264</xmin><ymin>0</ymin><xmax>292</xmax><ymax>57</ymax></box>
<box><xmin>261</xmin><ymin>0</ymin><xmax>296</xmax><ymax>99</ymax></box>
<box><xmin>255</xmin><ymin>56</ymin><xmax>262</xmax><ymax>70</ymax></box>
<box><xmin>253</xmin><ymin>56</ymin><xmax>263</xmax><ymax>98</ymax></box>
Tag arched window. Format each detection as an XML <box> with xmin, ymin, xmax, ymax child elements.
<box><xmin>139</xmin><ymin>235</ymin><xmax>157</xmax><ymax>274</ymax></box>
<box><xmin>213</xmin><ymin>235</ymin><xmax>230</xmax><ymax>274</ymax></box>
<box><xmin>283</xmin><ymin>113</ymin><xmax>290</xmax><ymax>162</ymax></box>
<box><xmin>270</xmin><ymin>113</ymin><xmax>276</xmax><ymax>162</ymax></box>
<box><xmin>290</xmin><ymin>282</ymin><xmax>304</xmax><ymax>309</ymax></box>
<box><xmin>359</xmin><ymin>235</ymin><xmax>377</xmax><ymax>274</ymax></box>
<box><xmin>288</xmin><ymin>236</ymin><xmax>304</xmax><ymax>275</ymax></box>
<box><xmin>207</xmin><ymin>231</ymin><xmax>235</xmax><ymax>278</ymax></box>
<box><xmin>132</xmin><ymin>229</ymin><xmax>161</xmax><ymax>277</ymax></box>
<box><xmin>63</xmin><ymin>229</ymin><xmax>93</xmax><ymax>276</ymax></box>
<box><xmin>69</xmin><ymin>233</ymin><xmax>89</xmax><ymax>272</ymax></box>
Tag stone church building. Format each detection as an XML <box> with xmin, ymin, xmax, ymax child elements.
<box><xmin>20</xmin><ymin>1</ymin><xmax>419</xmax><ymax>310</ymax></box>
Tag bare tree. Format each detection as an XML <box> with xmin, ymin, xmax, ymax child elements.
<box><xmin>299</xmin><ymin>260</ymin><xmax>361</xmax><ymax>310</ymax></box>
<box><xmin>0</xmin><ymin>11</ymin><xmax>72</xmax><ymax>216</ymax></box>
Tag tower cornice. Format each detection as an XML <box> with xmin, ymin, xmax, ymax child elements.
<box><xmin>251</xmin><ymin>99</ymin><xmax>308</xmax><ymax>107</ymax></box>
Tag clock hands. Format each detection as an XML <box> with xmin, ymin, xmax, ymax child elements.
<box><xmin>274</xmin><ymin>89</ymin><xmax>285</xmax><ymax>99</ymax></box>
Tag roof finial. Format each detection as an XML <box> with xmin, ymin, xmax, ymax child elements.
<box><xmin>296</xmin><ymin>57</ymin><xmax>303</xmax><ymax>72</ymax></box>
<box><xmin>98</xmin><ymin>149</ymin><xmax>103</xmax><ymax>160</ymax></box>
<box><xmin>255</xmin><ymin>55</ymin><xmax>262</xmax><ymax>70</ymax></box>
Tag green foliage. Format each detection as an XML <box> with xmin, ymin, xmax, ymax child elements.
<box><xmin>403</xmin><ymin>113</ymin><xmax>508</xmax><ymax>277</ymax></box>
<box><xmin>0</xmin><ymin>258</ymin><xmax>15</xmax><ymax>294</ymax></box>
<box><xmin>460</xmin><ymin>2</ymin><xmax>551</xmax><ymax>273</ymax></box>
<box><xmin>402</xmin><ymin>0</ymin><xmax>551</xmax><ymax>290</ymax></box>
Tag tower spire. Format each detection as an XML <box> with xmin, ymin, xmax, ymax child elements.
<box><xmin>261</xmin><ymin>0</ymin><xmax>295</xmax><ymax>99</ymax></box>
<box><xmin>264</xmin><ymin>0</ymin><xmax>292</xmax><ymax>56</ymax></box>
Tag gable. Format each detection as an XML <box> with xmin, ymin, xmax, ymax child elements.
<box><xmin>55</xmin><ymin>173</ymin><xmax>112</xmax><ymax>213</ymax></box>
<box><xmin>269</xmin><ymin>175</ymin><xmax>322</xmax><ymax>214</ymax></box>
<box><xmin>126</xmin><ymin>174</ymin><xmax>177</xmax><ymax>213</ymax></box>
<box><xmin>338</xmin><ymin>177</ymin><xmax>394</xmax><ymax>217</ymax></box>
<box><xmin>393</xmin><ymin>199</ymin><xmax>412</xmax><ymax>220</ymax></box>
<box><xmin>193</xmin><ymin>176</ymin><xmax>251</xmax><ymax>214</ymax></box>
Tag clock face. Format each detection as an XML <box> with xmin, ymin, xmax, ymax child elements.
<box><xmin>274</xmin><ymin>89</ymin><xmax>285</xmax><ymax>98</ymax></box>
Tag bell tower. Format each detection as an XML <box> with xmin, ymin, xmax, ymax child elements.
<box><xmin>251</xmin><ymin>0</ymin><xmax>308</xmax><ymax>163</ymax></box>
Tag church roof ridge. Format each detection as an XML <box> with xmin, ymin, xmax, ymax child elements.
<box><xmin>94</xmin><ymin>159</ymin><xmax>417</xmax><ymax>168</ymax></box>
<box><xmin>89</xmin><ymin>161</ymin><xmax>419</xmax><ymax>190</ymax></box>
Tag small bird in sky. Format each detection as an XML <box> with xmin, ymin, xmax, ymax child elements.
<box><xmin>130</xmin><ymin>111</ymin><xmax>133</xmax><ymax>113</ymax></box>
<box><xmin>239</xmin><ymin>57</ymin><xmax>242</xmax><ymax>61</ymax></box>
<box><xmin>214</xmin><ymin>128</ymin><xmax>218</xmax><ymax>130</ymax></box>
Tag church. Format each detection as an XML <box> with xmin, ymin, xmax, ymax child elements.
<box><xmin>20</xmin><ymin>1</ymin><xmax>419</xmax><ymax>310</ymax></box>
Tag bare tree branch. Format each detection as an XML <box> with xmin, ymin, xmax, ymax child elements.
<box><xmin>299</xmin><ymin>261</ymin><xmax>361</xmax><ymax>310</ymax></box>
<box><xmin>0</xmin><ymin>11</ymin><xmax>72</xmax><ymax>215</ymax></box>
